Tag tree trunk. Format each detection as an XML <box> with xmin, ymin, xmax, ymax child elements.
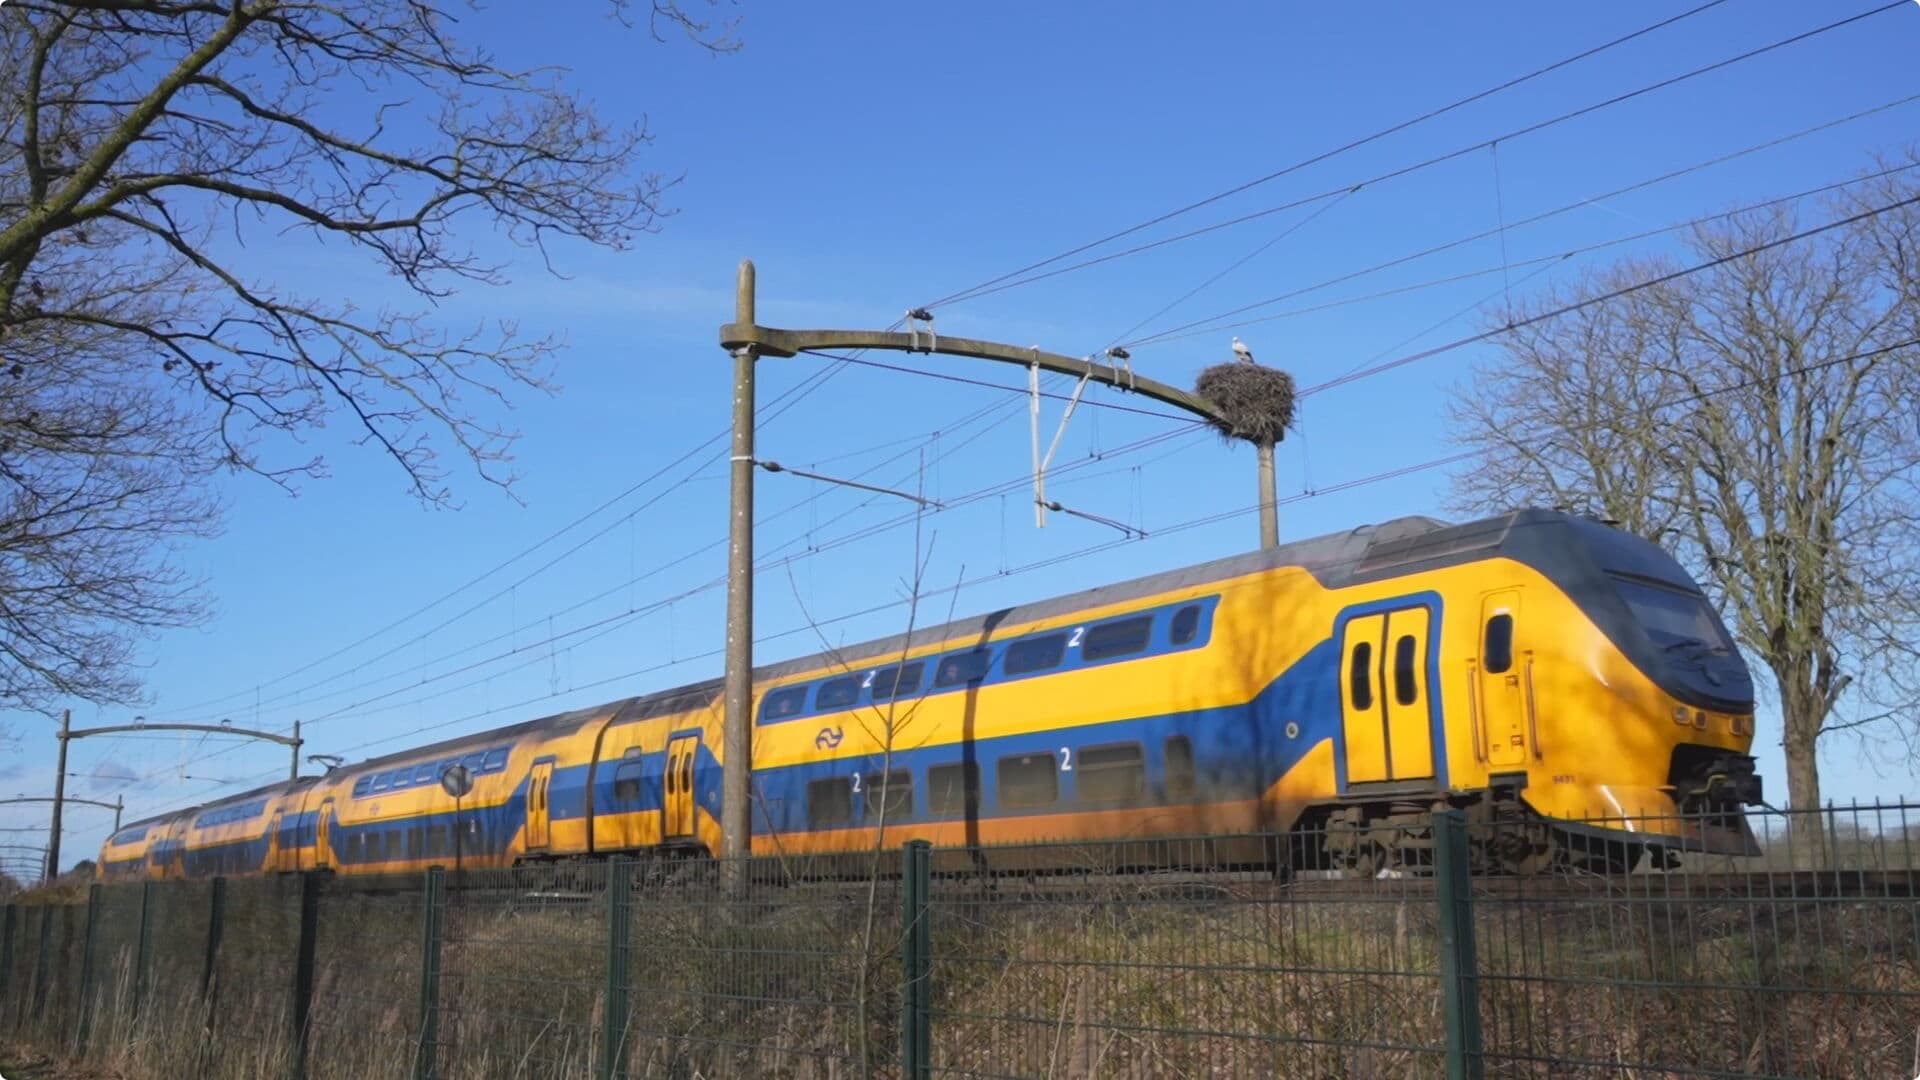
<box><xmin>1779</xmin><ymin>688</ymin><xmax>1826</xmax><ymax>868</ymax></box>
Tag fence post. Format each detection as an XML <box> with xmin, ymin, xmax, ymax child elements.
<box><xmin>291</xmin><ymin>870</ymin><xmax>323</xmax><ymax>1080</ymax></box>
<box><xmin>1433</xmin><ymin>809</ymin><xmax>1484</xmax><ymax>1080</ymax></box>
<box><xmin>74</xmin><ymin>883</ymin><xmax>101</xmax><ymax>1053</ymax></box>
<box><xmin>599</xmin><ymin>855</ymin><xmax>632</xmax><ymax>1080</ymax></box>
<box><xmin>899</xmin><ymin>839</ymin><xmax>932</xmax><ymax>1079</ymax></box>
<box><xmin>132</xmin><ymin>880</ymin><xmax>154</xmax><ymax>1021</ymax></box>
<box><xmin>31</xmin><ymin>903</ymin><xmax>52</xmax><ymax>1022</ymax></box>
<box><xmin>414</xmin><ymin>866</ymin><xmax>445</xmax><ymax>1080</ymax></box>
<box><xmin>202</xmin><ymin>876</ymin><xmax>227</xmax><ymax>1031</ymax></box>
<box><xmin>1</xmin><ymin>904</ymin><xmax>15</xmax><ymax>1006</ymax></box>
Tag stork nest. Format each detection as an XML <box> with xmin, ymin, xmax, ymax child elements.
<box><xmin>1194</xmin><ymin>362</ymin><xmax>1296</xmax><ymax>446</ymax></box>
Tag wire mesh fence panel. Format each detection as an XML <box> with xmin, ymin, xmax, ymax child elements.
<box><xmin>0</xmin><ymin>903</ymin><xmax>36</xmax><ymax>1032</ymax></box>
<box><xmin>433</xmin><ymin>863</ymin><xmax>605</xmax><ymax>1079</ymax></box>
<box><xmin>307</xmin><ymin>871</ymin><xmax>431</xmax><ymax>1078</ymax></box>
<box><xmin>5</xmin><ymin>801</ymin><xmax>1919</xmax><ymax>1079</ymax></box>
<box><xmin>616</xmin><ymin>852</ymin><xmax>904</xmax><ymax>1080</ymax></box>
<box><xmin>204</xmin><ymin>875</ymin><xmax>306</xmax><ymax>1061</ymax></box>
<box><xmin>148</xmin><ymin>878</ymin><xmax>212</xmax><ymax>1005</ymax></box>
<box><xmin>9</xmin><ymin>901</ymin><xmax>86</xmax><ymax>1048</ymax></box>
<box><xmin>922</xmin><ymin>829</ymin><xmax>1453</xmax><ymax>1080</ymax></box>
<box><xmin>1468</xmin><ymin>802</ymin><xmax>1920</xmax><ymax>1080</ymax></box>
<box><xmin>79</xmin><ymin>882</ymin><xmax>144</xmax><ymax>1036</ymax></box>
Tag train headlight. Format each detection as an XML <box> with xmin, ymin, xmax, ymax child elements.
<box><xmin>1673</xmin><ymin>706</ymin><xmax>1690</xmax><ymax>726</ymax></box>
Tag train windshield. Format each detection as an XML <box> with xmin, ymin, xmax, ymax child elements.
<box><xmin>1611</xmin><ymin>575</ymin><xmax>1734</xmax><ymax>651</ymax></box>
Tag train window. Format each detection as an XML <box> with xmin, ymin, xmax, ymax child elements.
<box><xmin>1394</xmin><ymin>635</ymin><xmax>1419</xmax><ymax>706</ymax></box>
<box><xmin>807</xmin><ymin>778</ymin><xmax>853</xmax><ymax>828</ymax></box>
<box><xmin>997</xmin><ymin>752</ymin><xmax>1058</xmax><ymax>808</ymax></box>
<box><xmin>483</xmin><ymin>749</ymin><xmax>509</xmax><ymax>772</ymax></box>
<box><xmin>406</xmin><ymin>827</ymin><xmax>421</xmax><ymax>859</ymax></box>
<box><xmin>1170</xmin><ymin>605</ymin><xmax>1202</xmax><ymax>645</ymax></box>
<box><xmin>1004</xmin><ymin>633</ymin><xmax>1067</xmax><ymax>675</ymax></box>
<box><xmin>926</xmin><ymin>763</ymin><xmax>978</xmax><ymax>817</ymax></box>
<box><xmin>613</xmin><ymin>761</ymin><xmax>644</xmax><ymax>802</ymax></box>
<box><xmin>1349</xmin><ymin>642</ymin><xmax>1375</xmax><ymax>710</ymax></box>
<box><xmin>870</xmin><ymin>662</ymin><xmax>925</xmax><ymax>701</ymax></box>
<box><xmin>413</xmin><ymin>764</ymin><xmax>436</xmax><ymax>785</ymax></box>
<box><xmin>385</xmin><ymin>831</ymin><xmax>403</xmax><ymax>861</ymax></box>
<box><xmin>863</xmin><ymin>770</ymin><xmax>914</xmax><ymax>821</ymax></box>
<box><xmin>371</xmin><ymin>773</ymin><xmax>391</xmax><ymax>793</ymax></box>
<box><xmin>354</xmin><ymin>777</ymin><xmax>372</xmax><ymax>797</ymax></box>
<box><xmin>1083</xmin><ymin>616</ymin><xmax>1154</xmax><ymax>661</ymax></box>
<box><xmin>1159</xmin><ymin>730</ymin><xmax>1190</xmax><ymax>799</ymax></box>
<box><xmin>1076</xmin><ymin>743</ymin><xmax>1146</xmax><ymax>805</ymax></box>
<box><xmin>934</xmin><ymin>649</ymin><xmax>992</xmax><ymax>688</ymax></box>
<box><xmin>761</xmin><ymin>687</ymin><xmax>809</xmax><ymax>722</ymax></box>
<box><xmin>391</xmin><ymin>771</ymin><xmax>411</xmax><ymax>791</ymax></box>
<box><xmin>1484</xmin><ymin>614</ymin><xmax>1514</xmax><ymax>675</ymax></box>
<box><xmin>816</xmin><ymin>676</ymin><xmax>862</xmax><ymax>710</ymax></box>
<box><xmin>427</xmin><ymin>826</ymin><xmax>449</xmax><ymax>858</ymax></box>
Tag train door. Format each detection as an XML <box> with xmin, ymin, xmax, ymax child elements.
<box><xmin>663</xmin><ymin>734</ymin><xmax>700</xmax><ymax>840</ymax></box>
<box><xmin>315</xmin><ymin>799</ymin><xmax>334</xmax><ymax>870</ymax></box>
<box><xmin>1381</xmin><ymin>607</ymin><xmax>1436</xmax><ymax>780</ymax></box>
<box><xmin>1340</xmin><ymin>613</ymin><xmax>1391</xmax><ymax>783</ymax></box>
<box><xmin>267</xmin><ymin>810</ymin><xmax>284</xmax><ymax>872</ymax></box>
<box><xmin>1340</xmin><ymin>607</ymin><xmax>1438</xmax><ymax>784</ymax></box>
<box><xmin>1477</xmin><ymin>591</ymin><xmax>1530</xmax><ymax>769</ymax></box>
<box><xmin>526</xmin><ymin>760</ymin><xmax>554</xmax><ymax>850</ymax></box>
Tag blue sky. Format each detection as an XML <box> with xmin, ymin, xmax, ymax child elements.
<box><xmin>7</xmin><ymin>0</ymin><xmax>1920</xmax><ymax>875</ymax></box>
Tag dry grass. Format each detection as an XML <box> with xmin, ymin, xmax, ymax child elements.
<box><xmin>2</xmin><ymin>869</ymin><xmax>1917</xmax><ymax>1079</ymax></box>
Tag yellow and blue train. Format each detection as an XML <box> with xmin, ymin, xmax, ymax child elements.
<box><xmin>98</xmin><ymin>507</ymin><xmax>1763</xmax><ymax>882</ymax></box>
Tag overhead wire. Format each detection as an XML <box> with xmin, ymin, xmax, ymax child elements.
<box><xmin>1301</xmin><ymin>191</ymin><xmax>1920</xmax><ymax>399</ymax></box>
<box><xmin>923</xmin><ymin>2</ymin><xmax>1906</xmax><ymax>312</ymax></box>
<box><xmin>158</xmin><ymin>393</ymin><xmax>1032</xmax><ymax>733</ymax></box>
<box><xmin>1117</xmin><ymin>93</ymin><xmax>1920</xmax><ymax>349</ymax></box>
<box><xmin>238</xmin><ymin>186</ymin><xmax>1920</xmax><ymax>752</ymax></box>
<box><xmin>918</xmin><ymin>0</ymin><xmax>1739</xmax><ymax>310</ymax></box>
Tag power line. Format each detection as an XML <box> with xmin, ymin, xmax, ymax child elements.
<box><xmin>1102</xmin><ymin>188</ymin><xmax>1360</xmax><ymax>350</ymax></box>
<box><xmin>160</xmin><ymin>394</ymin><xmax>1030</xmax><ymax>733</ymax></box>
<box><xmin>1117</xmin><ymin>95</ymin><xmax>1920</xmax><ymax>348</ymax></box>
<box><xmin>919</xmin><ymin>0</ymin><xmax>1740</xmax><ymax>311</ymax></box>
<box><xmin>935</xmin><ymin>5</ymin><xmax>1913</xmax><ymax>313</ymax></box>
<box><xmin>1303</xmin><ymin>191</ymin><xmax>1920</xmax><ymax>399</ymax></box>
<box><xmin>1132</xmin><ymin>158</ymin><xmax>1920</xmax><ymax>353</ymax></box>
<box><xmin>143</xmin><ymin>355</ymin><xmax>866</xmax><ymax>728</ymax></box>
<box><xmin>125</xmin><ymin>388</ymin><xmax>1174</xmax><ymax>780</ymax></box>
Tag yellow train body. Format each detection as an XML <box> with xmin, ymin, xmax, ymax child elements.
<box><xmin>99</xmin><ymin>509</ymin><xmax>1761</xmax><ymax>881</ymax></box>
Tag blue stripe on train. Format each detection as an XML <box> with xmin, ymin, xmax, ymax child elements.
<box><xmin>748</xmin><ymin>637</ymin><xmax>1346</xmax><ymax>835</ymax></box>
<box><xmin>293</xmin><ymin>630</ymin><xmax>1375</xmax><ymax>861</ymax></box>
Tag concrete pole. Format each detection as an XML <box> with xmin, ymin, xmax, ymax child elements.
<box><xmin>1257</xmin><ymin>441</ymin><xmax>1279</xmax><ymax>550</ymax></box>
<box><xmin>114</xmin><ymin>795</ymin><xmax>123</xmax><ymax>833</ymax></box>
<box><xmin>46</xmin><ymin>708</ymin><xmax>69</xmax><ymax>883</ymax></box>
<box><xmin>290</xmin><ymin>718</ymin><xmax>302</xmax><ymax>781</ymax></box>
<box><xmin>722</xmin><ymin>259</ymin><xmax>758</xmax><ymax>864</ymax></box>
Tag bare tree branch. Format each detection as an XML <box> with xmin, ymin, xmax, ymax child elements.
<box><xmin>1446</xmin><ymin>150</ymin><xmax>1920</xmax><ymax>813</ymax></box>
<box><xmin>0</xmin><ymin>0</ymin><xmax>734</xmax><ymax>712</ymax></box>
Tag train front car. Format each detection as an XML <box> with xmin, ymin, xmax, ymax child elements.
<box><xmin>1388</xmin><ymin>509</ymin><xmax>1762</xmax><ymax>871</ymax></box>
<box><xmin>1466</xmin><ymin>511</ymin><xmax>1766</xmax><ymax>864</ymax></box>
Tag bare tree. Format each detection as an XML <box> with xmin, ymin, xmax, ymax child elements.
<box><xmin>1446</xmin><ymin>155</ymin><xmax>1920</xmax><ymax>816</ymax></box>
<box><xmin>0</xmin><ymin>1</ymin><xmax>736</xmax><ymax>712</ymax></box>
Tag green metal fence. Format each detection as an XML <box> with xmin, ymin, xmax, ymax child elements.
<box><xmin>0</xmin><ymin>802</ymin><xmax>1914</xmax><ymax>1079</ymax></box>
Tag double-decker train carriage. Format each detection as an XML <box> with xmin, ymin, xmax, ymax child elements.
<box><xmin>99</xmin><ymin>507</ymin><xmax>1763</xmax><ymax>883</ymax></box>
